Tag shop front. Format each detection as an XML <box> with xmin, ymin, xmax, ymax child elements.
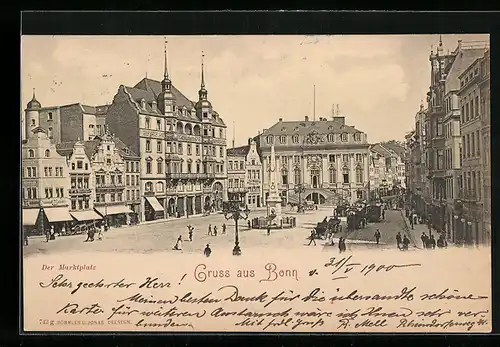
<box><xmin>41</xmin><ymin>207</ymin><xmax>74</xmax><ymax>234</ymax></box>
<box><xmin>70</xmin><ymin>210</ymin><xmax>103</xmax><ymax>231</ymax></box>
<box><xmin>144</xmin><ymin>196</ymin><xmax>165</xmax><ymax>221</ymax></box>
<box><xmin>22</xmin><ymin>208</ymin><xmax>40</xmax><ymax>236</ymax></box>
<box><xmin>95</xmin><ymin>205</ymin><xmax>134</xmax><ymax>226</ymax></box>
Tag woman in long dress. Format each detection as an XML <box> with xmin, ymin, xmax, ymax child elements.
<box><xmin>173</xmin><ymin>235</ymin><xmax>182</xmax><ymax>251</ymax></box>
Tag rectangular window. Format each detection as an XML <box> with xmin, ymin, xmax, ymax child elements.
<box><xmin>157</xmin><ymin>119</ymin><xmax>161</xmax><ymax>130</ymax></box>
<box><xmin>126</xmin><ymin>175</ymin><xmax>130</xmax><ymax>185</ymax></box>
<box><xmin>342</xmin><ymin>154</ymin><xmax>349</xmax><ymax>162</ymax></box>
<box><xmin>476</xmin><ymin>130</ymin><xmax>480</xmax><ymax>156</ymax></box>
<box><xmin>178</xmin><ymin>143</ymin><xmax>183</xmax><ymax>154</ymax></box>
<box><xmin>146</xmin><ymin>162</ymin><xmax>152</xmax><ymax>174</ymax></box>
<box><xmin>466</xmin><ymin>134</ymin><xmax>470</xmax><ymax>157</ymax></box>
<box><xmin>355</xmin><ymin>154</ymin><xmax>362</xmax><ymax>162</ymax></box>
<box><xmin>282</xmin><ymin>174</ymin><xmax>288</xmax><ymax>185</ymax></box>
<box><xmin>77</xmin><ymin>161</ymin><xmax>83</xmax><ymax>169</ymax></box>
<box><xmin>343</xmin><ymin>173</ymin><xmax>349</xmax><ymax>184</ymax></box>
<box><xmin>196</xmin><ymin>145</ymin><xmax>200</xmax><ymax>156</ymax></box>
<box><xmin>471</xmin><ymin>133</ymin><xmax>475</xmax><ymax>156</ymax></box>
<box><xmin>157</xmin><ymin>141</ymin><xmax>162</xmax><ymax>153</ymax></box>
<box><xmin>146</xmin><ymin>140</ymin><xmax>151</xmax><ymax>152</ymax></box>
<box><xmin>187</xmin><ymin>144</ymin><xmax>192</xmax><ymax>155</ymax></box>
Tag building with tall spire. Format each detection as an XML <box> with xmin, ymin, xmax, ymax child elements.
<box><xmin>106</xmin><ymin>41</ymin><xmax>228</xmax><ymax>222</ymax></box>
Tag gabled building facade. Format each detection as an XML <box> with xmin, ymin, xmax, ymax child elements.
<box><xmin>106</xmin><ymin>44</ymin><xmax>227</xmax><ymax>221</ymax></box>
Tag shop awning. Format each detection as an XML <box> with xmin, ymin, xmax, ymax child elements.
<box><xmin>95</xmin><ymin>205</ymin><xmax>134</xmax><ymax>216</ymax></box>
<box><xmin>145</xmin><ymin>196</ymin><xmax>164</xmax><ymax>212</ymax></box>
<box><xmin>22</xmin><ymin>209</ymin><xmax>40</xmax><ymax>226</ymax></box>
<box><xmin>70</xmin><ymin>210</ymin><xmax>103</xmax><ymax>221</ymax></box>
<box><xmin>43</xmin><ymin>207</ymin><xmax>73</xmax><ymax>223</ymax></box>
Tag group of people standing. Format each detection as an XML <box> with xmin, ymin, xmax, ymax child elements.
<box><xmin>420</xmin><ymin>232</ymin><xmax>448</xmax><ymax>249</ymax></box>
<box><xmin>395</xmin><ymin>231</ymin><xmax>411</xmax><ymax>250</ymax></box>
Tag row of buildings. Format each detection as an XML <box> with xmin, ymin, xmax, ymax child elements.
<box><xmin>405</xmin><ymin>38</ymin><xmax>490</xmax><ymax>246</ymax></box>
<box><xmin>22</xmin><ymin>42</ymin><xmax>407</xmax><ymax>232</ymax></box>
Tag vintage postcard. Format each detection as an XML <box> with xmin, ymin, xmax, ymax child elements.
<box><xmin>21</xmin><ymin>34</ymin><xmax>491</xmax><ymax>333</ymax></box>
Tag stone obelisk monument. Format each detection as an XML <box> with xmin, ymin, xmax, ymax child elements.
<box><xmin>266</xmin><ymin>144</ymin><xmax>283</xmax><ymax>226</ymax></box>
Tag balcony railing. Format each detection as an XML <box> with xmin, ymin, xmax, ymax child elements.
<box><xmin>228</xmin><ymin>187</ymin><xmax>249</xmax><ymax>194</ymax></box>
<box><xmin>94</xmin><ymin>201</ymin><xmax>126</xmax><ymax>207</ymax></box>
<box><xmin>168</xmin><ymin>173</ymin><xmax>214</xmax><ymax>180</ymax></box>
<box><xmin>69</xmin><ymin>188</ymin><xmax>92</xmax><ymax>195</ymax></box>
<box><xmin>96</xmin><ymin>183</ymin><xmax>124</xmax><ymax>189</ymax></box>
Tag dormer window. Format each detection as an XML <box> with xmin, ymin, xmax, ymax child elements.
<box><xmin>48</xmin><ymin>112</ymin><xmax>53</xmax><ymax>121</ymax></box>
<box><xmin>141</xmin><ymin>99</ymin><xmax>146</xmax><ymax>109</ymax></box>
<box><xmin>294</xmin><ymin>127</ymin><xmax>299</xmax><ymax>132</ymax></box>
<box><xmin>292</xmin><ymin>135</ymin><xmax>299</xmax><ymax>143</ymax></box>
<box><xmin>328</xmin><ymin>126</ymin><xmax>334</xmax><ymax>131</ymax></box>
<box><xmin>328</xmin><ymin>133</ymin><xmax>335</xmax><ymax>142</ymax></box>
<box><xmin>266</xmin><ymin>135</ymin><xmax>273</xmax><ymax>144</ymax></box>
<box><xmin>44</xmin><ymin>149</ymin><xmax>50</xmax><ymax>157</ymax></box>
<box><xmin>28</xmin><ymin>149</ymin><xmax>34</xmax><ymax>158</ymax></box>
<box><xmin>341</xmin><ymin>133</ymin><xmax>348</xmax><ymax>142</ymax></box>
<box><xmin>354</xmin><ymin>132</ymin><xmax>361</xmax><ymax>141</ymax></box>
<box><xmin>203</xmin><ymin>112</ymin><xmax>208</xmax><ymax>118</ymax></box>
<box><xmin>280</xmin><ymin>136</ymin><xmax>286</xmax><ymax>144</ymax></box>
<box><xmin>281</xmin><ymin>127</ymin><xmax>286</xmax><ymax>132</ymax></box>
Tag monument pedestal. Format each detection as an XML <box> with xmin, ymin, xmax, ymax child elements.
<box><xmin>266</xmin><ymin>195</ymin><xmax>283</xmax><ymax>227</ymax></box>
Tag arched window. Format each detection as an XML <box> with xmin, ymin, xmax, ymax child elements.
<box><xmin>28</xmin><ymin>149</ymin><xmax>34</xmax><ymax>158</ymax></box>
<box><xmin>44</xmin><ymin>149</ymin><xmax>50</xmax><ymax>157</ymax></box>
<box><xmin>356</xmin><ymin>166</ymin><xmax>363</xmax><ymax>183</ymax></box>
<box><xmin>176</xmin><ymin>122</ymin><xmax>184</xmax><ymax>133</ymax></box>
<box><xmin>193</xmin><ymin>124</ymin><xmax>201</xmax><ymax>136</ymax></box>
<box><xmin>156</xmin><ymin>182</ymin><xmax>164</xmax><ymax>193</ymax></box>
<box><xmin>280</xmin><ymin>136</ymin><xmax>286</xmax><ymax>144</ymax></box>
<box><xmin>266</xmin><ymin>135</ymin><xmax>273</xmax><ymax>144</ymax></box>
<box><xmin>185</xmin><ymin>123</ymin><xmax>193</xmax><ymax>135</ymax></box>
<box><xmin>328</xmin><ymin>133</ymin><xmax>335</xmax><ymax>142</ymax></box>
<box><xmin>292</xmin><ymin>135</ymin><xmax>299</xmax><ymax>143</ymax></box>
<box><xmin>342</xmin><ymin>166</ymin><xmax>349</xmax><ymax>184</ymax></box>
<box><xmin>329</xmin><ymin>167</ymin><xmax>336</xmax><ymax>183</ymax></box>
<box><xmin>145</xmin><ymin>181</ymin><xmax>153</xmax><ymax>192</ymax></box>
<box><xmin>354</xmin><ymin>132</ymin><xmax>361</xmax><ymax>141</ymax></box>
<box><xmin>294</xmin><ymin>168</ymin><xmax>301</xmax><ymax>184</ymax></box>
<box><xmin>341</xmin><ymin>133</ymin><xmax>348</xmax><ymax>142</ymax></box>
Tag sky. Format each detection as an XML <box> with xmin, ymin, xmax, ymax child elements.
<box><xmin>21</xmin><ymin>34</ymin><xmax>489</xmax><ymax>146</ymax></box>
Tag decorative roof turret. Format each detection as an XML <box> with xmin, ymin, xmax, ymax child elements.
<box><xmin>27</xmin><ymin>88</ymin><xmax>41</xmax><ymax>109</ymax></box>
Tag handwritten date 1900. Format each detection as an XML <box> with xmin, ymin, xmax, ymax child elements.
<box><xmin>324</xmin><ymin>256</ymin><xmax>421</xmax><ymax>279</ymax></box>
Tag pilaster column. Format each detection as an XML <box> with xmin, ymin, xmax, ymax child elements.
<box><xmin>322</xmin><ymin>155</ymin><xmax>328</xmax><ymax>185</ymax></box>
<box><xmin>302</xmin><ymin>154</ymin><xmax>308</xmax><ymax>186</ymax></box>
<box><xmin>337</xmin><ymin>154</ymin><xmax>342</xmax><ymax>183</ymax></box>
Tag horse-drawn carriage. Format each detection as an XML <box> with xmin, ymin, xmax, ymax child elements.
<box><xmin>366</xmin><ymin>204</ymin><xmax>382</xmax><ymax>222</ymax></box>
<box><xmin>313</xmin><ymin>217</ymin><xmax>343</xmax><ymax>239</ymax></box>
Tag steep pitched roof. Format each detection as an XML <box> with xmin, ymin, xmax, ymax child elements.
<box><xmin>134</xmin><ymin>78</ymin><xmax>195</xmax><ymax>110</ymax></box>
<box><xmin>263</xmin><ymin>119</ymin><xmax>363</xmax><ymax>136</ymax></box>
<box><xmin>370</xmin><ymin>143</ymin><xmax>394</xmax><ymax>157</ymax></box>
<box><xmin>381</xmin><ymin>141</ymin><xmax>405</xmax><ymax>158</ymax></box>
<box><xmin>55</xmin><ymin>140</ymin><xmax>100</xmax><ymax>159</ymax></box>
<box><xmin>227</xmin><ymin>145</ymin><xmax>250</xmax><ymax>156</ymax></box>
<box><xmin>131</xmin><ymin>78</ymin><xmax>225</xmax><ymax>126</ymax></box>
<box><xmin>445</xmin><ymin>48</ymin><xmax>488</xmax><ymax>94</ymax></box>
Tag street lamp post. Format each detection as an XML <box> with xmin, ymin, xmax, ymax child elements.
<box><xmin>223</xmin><ymin>199</ymin><xmax>251</xmax><ymax>256</ymax></box>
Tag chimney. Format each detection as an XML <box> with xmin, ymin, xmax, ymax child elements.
<box><xmin>332</xmin><ymin>116</ymin><xmax>345</xmax><ymax>126</ymax></box>
<box><xmin>305</xmin><ymin>116</ymin><xmax>309</xmax><ymax>122</ymax></box>
<box><xmin>279</xmin><ymin>118</ymin><xmax>283</xmax><ymax>122</ymax></box>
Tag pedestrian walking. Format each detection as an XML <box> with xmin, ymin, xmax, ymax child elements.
<box><xmin>24</xmin><ymin>233</ymin><xmax>29</xmax><ymax>246</ymax></box>
<box><xmin>204</xmin><ymin>244</ymin><xmax>212</xmax><ymax>257</ymax></box>
<box><xmin>381</xmin><ymin>209</ymin><xmax>385</xmax><ymax>220</ymax></box>
<box><xmin>374</xmin><ymin>229</ymin><xmax>381</xmax><ymax>244</ymax></box>
<box><xmin>213</xmin><ymin>226</ymin><xmax>218</xmax><ymax>236</ymax></box>
<box><xmin>97</xmin><ymin>225</ymin><xmax>103</xmax><ymax>241</ymax></box>
<box><xmin>267</xmin><ymin>225</ymin><xmax>271</xmax><ymax>236</ymax></box>
<box><xmin>396</xmin><ymin>232</ymin><xmax>402</xmax><ymax>249</ymax></box>
<box><xmin>173</xmin><ymin>235</ymin><xmax>183</xmax><ymax>251</ymax></box>
<box><xmin>421</xmin><ymin>232</ymin><xmax>428</xmax><ymax>249</ymax></box>
<box><xmin>188</xmin><ymin>227</ymin><xmax>194</xmax><ymax>242</ymax></box>
<box><xmin>339</xmin><ymin>237</ymin><xmax>347</xmax><ymax>253</ymax></box>
<box><xmin>308</xmin><ymin>229</ymin><xmax>316</xmax><ymax>246</ymax></box>
<box><xmin>409</xmin><ymin>215</ymin><xmax>414</xmax><ymax>229</ymax></box>
<box><xmin>208</xmin><ymin>224</ymin><xmax>212</xmax><ymax>236</ymax></box>
<box><xmin>402</xmin><ymin>235</ymin><xmax>410</xmax><ymax>250</ymax></box>
<box><xmin>222</xmin><ymin>223</ymin><xmax>226</xmax><ymax>234</ymax></box>
<box><xmin>430</xmin><ymin>234</ymin><xmax>436</xmax><ymax>249</ymax></box>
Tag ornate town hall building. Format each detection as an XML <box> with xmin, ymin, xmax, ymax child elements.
<box><xmin>106</xmin><ymin>43</ymin><xmax>227</xmax><ymax>221</ymax></box>
<box><xmin>259</xmin><ymin>115</ymin><xmax>370</xmax><ymax>206</ymax></box>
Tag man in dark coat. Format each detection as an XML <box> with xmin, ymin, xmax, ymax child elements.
<box><xmin>204</xmin><ymin>244</ymin><xmax>212</xmax><ymax>257</ymax></box>
<box><xmin>396</xmin><ymin>232</ymin><xmax>402</xmax><ymax>249</ymax></box>
<box><xmin>402</xmin><ymin>235</ymin><xmax>410</xmax><ymax>250</ymax></box>
<box><xmin>421</xmin><ymin>232</ymin><xmax>428</xmax><ymax>249</ymax></box>
<box><xmin>374</xmin><ymin>229</ymin><xmax>381</xmax><ymax>244</ymax></box>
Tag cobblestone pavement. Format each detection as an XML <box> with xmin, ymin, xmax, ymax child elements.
<box><xmin>22</xmin><ymin>207</ymin><xmax>417</xmax><ymax>257</ymax></box>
